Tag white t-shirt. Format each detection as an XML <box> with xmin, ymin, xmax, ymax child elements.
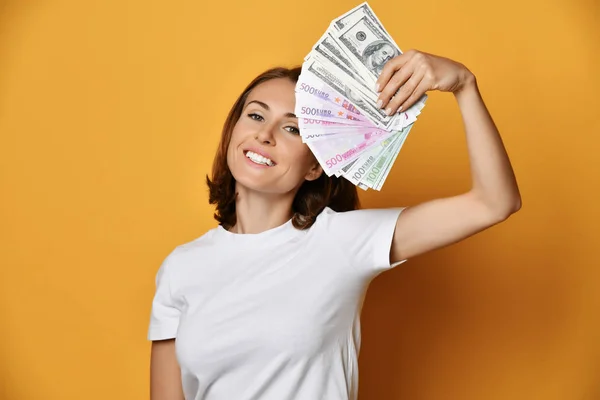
<box><xmin>148</xmin><ymin>206</ymin><xmax>405</xmax><ymax>400</ymax></box>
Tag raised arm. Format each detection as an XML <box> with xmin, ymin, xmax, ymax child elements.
<box><xmin>375</xmin><ymin>50</ymin><xmax>522</xmax><ymax>263</ymax></box>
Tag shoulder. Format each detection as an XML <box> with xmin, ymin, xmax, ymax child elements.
<box><xmin>174</xmin><ymin>227</ymin><xmax>221</xmax><ymax>254</ymax></box>
<box><xmin>158</xmin><ymin>227</ymin><xmax>221</xmax><ymax>274</ymax></box>
<box><xmin>313</xmin><ymin>206</ymin><xmax>371</xmax><ymax>224</ymax></box>
<box><xmin>310</xmin><ymin>207</ymin><xmax>406</xmax><ymax>272</ymax></box>
<box><xmin>308</xmin><ymin>206</ymin><xmax>404</xmax><ymax>245</ymax></box>
<box><xmin>314</xmin><ymin>206</ymin><xmax>405</xmax><ymax>229</ymax></box>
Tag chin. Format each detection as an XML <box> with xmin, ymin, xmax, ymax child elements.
<box><xmin>234</xmin><ymin>174</ymin><xmax>272</xmax><ymax>193</ymax></box>
<box><xmin>232</xmin><ymin>168</ymin><xmax>303</xmax><ymax>196</ymax></box>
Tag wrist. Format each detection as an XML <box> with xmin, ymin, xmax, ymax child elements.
<box><xmin>454</xmin><ymin>70</ymin><xmax>477</xmax><ymax>99</ymax></box>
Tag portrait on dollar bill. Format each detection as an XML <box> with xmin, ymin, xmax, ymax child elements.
<box><xmin>362</xmin><ymin>40</ymin><xmax>399</xmax><ymax>75</ymax></box>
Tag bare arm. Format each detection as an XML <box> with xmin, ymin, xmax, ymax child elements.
<box><xmin>150</xmin><ymin>339</ymin><xmax>185</xmax><ymax>400</ymax></box>
<box><xmin>375</xmin><ymin>50</ymin><xmax>521</xmax><ymax>262</ymax></box>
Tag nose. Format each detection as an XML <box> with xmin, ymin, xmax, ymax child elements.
<box><xmin>255</xmin><ymin>123</ymin><xmax>276</xmax><ymax>146</ymax></box>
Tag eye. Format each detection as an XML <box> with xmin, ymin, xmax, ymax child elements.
<box><xmin>248</xmin><ymin>113</ymin><xmax>264</xmax><ymax>121</ymax></box>
<box><xmin>284</xmin><ymin>126</ymin><xmax>300</xmax><ymax>135</ymax></box>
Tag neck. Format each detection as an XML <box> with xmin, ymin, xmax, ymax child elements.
<box><xmin>229</xmin><ymin>184</ymin><xmax>296</xmax><ymax>234</ymax></box>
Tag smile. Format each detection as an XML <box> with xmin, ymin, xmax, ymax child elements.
<box><xmin>244</xmin><ymin>150</ymin><xmax>276</xmax><ymax>167</ymax></box>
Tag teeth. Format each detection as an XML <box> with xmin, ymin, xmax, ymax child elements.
<box><xmin>245</xmin><ymin>151</ymin><xmax>274</xmax><ymax>166</ymax></box>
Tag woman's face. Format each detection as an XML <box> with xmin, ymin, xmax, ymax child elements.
<box><xmin>226</xmin><ymin>78</ymin><xmax>322</xmax><ymax>195</ymax></box>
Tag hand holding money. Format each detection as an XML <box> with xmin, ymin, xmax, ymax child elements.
<box><xmin>295</xmin><ymin>2</ymin><xmax>429</xmax><ymax>191</ymax></box>
<box><xmin>376</xmin><ymin>50</ymin><xmax>475</xmax><ymax>115</ymax></box>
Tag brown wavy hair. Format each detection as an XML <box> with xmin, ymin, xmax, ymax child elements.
<box><xmin>205</xmin><ymin>66</ymin><xmax>360</xmax><ymax>230</ymax></box>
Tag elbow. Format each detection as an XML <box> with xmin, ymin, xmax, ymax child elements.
<box><xmin>472</xmin><ymin>189</ymin><xmax>522</xmax><ymax>224</ymax></box>
<box><xmin>491</xmin><ymin>196</ymin><xmax>522</xmax><ymax>223</ymax></box>
<box><xmin>469</xmin><ymin>189</ymin><xmax>522</xmax><ymax>225</ymax></box>
<box><xmin>513</xmin><ymin>196</ymin><xmax>522</xmax><ymax>214</ymax></box>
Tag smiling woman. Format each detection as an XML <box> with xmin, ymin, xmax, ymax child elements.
<box><xmin>148</xmin><ymin>51</ymin><xmax>521</xmax><ymax>400</ymax></box>
<box><xmin>207</xmin><ymin>66</ymin><xmax>359</xmax><ymax>231</ymax></box>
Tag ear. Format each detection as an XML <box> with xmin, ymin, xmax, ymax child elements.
<box><xmin>304</xmin><ymin>161</ymin><xmax>323</xmax><ymax>182</ymax></box>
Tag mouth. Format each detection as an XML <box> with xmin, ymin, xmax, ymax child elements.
<box><xmin>243</xmin><ymin>150</ymin><xmax>276</xmax><ymax>167</ymax></box>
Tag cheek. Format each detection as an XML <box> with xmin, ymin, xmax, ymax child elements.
<box><xmin>288</xmin><ymin>144</ymin><xmax>316</xmax><ymax>171</ymax></box>
<box><xmin>227</xmin><ymin>125</ymin><xmax>244</xmax><ymax>154</ymax></box>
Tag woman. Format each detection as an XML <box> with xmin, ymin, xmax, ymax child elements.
<box><xmin>148</xmin><ymin>49</ymin><xmax>521</xmax><ymax>400</ymax></box>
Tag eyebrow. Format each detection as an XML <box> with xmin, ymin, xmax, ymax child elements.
<box><xmin>247</xmin><ymin>100</ymin><xmax>297</xmax><ymax>119</ymax></box>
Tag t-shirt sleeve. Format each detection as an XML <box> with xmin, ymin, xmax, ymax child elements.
<box><xmin>147</xmin><ymin>252</ymin><xmax>181</xmax><ymax>341</ymax></box>
<box><xmin>325</xmin><ymin>207</ymin><xmax>407</xmax><ymax>273</ymax></box>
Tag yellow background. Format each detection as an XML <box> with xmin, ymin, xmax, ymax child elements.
<box><xmin>1</xmin><ymin>0</ymin><xmax>598</xmax><ymax>398</ymax></box>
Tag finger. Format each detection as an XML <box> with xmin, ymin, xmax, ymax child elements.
<box><xmin>377</xmin><ymin>65</ymin><xmax>413</xmax><ymax>109</ymax></box>
<box><xmin>383</xmin><ymin>66</ymin><xmax>426</xmax><ymax>115</ymax></box>
<box><xmin>398</xmin><ymin>77</ymin><xmax>430</xmax><ymax>113</ymax></box>
<box><xmin>375</xmin><ymin>50</ymin><xmax>415</xmax><ymax>92</ymax></box>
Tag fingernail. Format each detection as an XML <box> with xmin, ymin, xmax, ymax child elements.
<box><xmin>398</xmin><ymin>106</ymin><xmax>403</xmax><ymax>112</ymax></box>
<box><xmin>385</xmin><ymin>107</ymin><xmax>392</xmax><ymax>115</ymax></box>
<box><xmin>376</xmin><ymin>99</ymin><xmax>383</xmax><ymax>109</ymax></box>
<box><xmin>375</xmin><ymin>83</ymin><xmax>380</xmax><ymax>92</ymax></box>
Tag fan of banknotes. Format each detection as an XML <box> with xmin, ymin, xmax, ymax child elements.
<box><xmin>295</xmin><ymin>2</ymin><xmax>427</xmax><ymax>191</ymax></box>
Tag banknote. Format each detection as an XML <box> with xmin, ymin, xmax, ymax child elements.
<box><xmin>330</xmin><ymin>6</ymin><xmax>428</xmax><ymax>127</ymax></box>
<box><xmin>299</xmin><ymin>117</ymin><xmax>356</xmax><ymax>127</ymax></box>
<box><xmin>307</xmin><ymin>129</ymin><xmax>396</xmax><ymax>176</ymax></box>
<box><xmin>302</xmin><ymin>126</ymin><xmax>388</xmax><ymax>142</ymax></box>
<box><xmin>307</xmin><ymin>32</ymin><xmax>369</xmax><ymax>87</ymax></box>
<box><xmin>295</xmin><ymin>2</ymin><xmax>427</xmax><ymax>190</ymax></box>
<box><xmin>296</xmin><ymin>73</ymin><xmax>364</xmax><ymax>116</ymax></box>
<box><xmin>295</xmin><ymin>100</ymin><xmax>371</xmax><ymax>124</ymax></box>
<box><xmin>371</xmin><ymin>124</ymin><xmax>413</xmax><ymax>190</ymax></box>
<box><xmin>360</xmin><ymin>128</ymin><xmax>408</xmax><ymax>189</ymax></box>
<box><xmin>298</xmin><ymin>69</ymin><xmax>417</xmax><ymax>131</ymax></box>
<box><xmin>336</xmin><ymin>16</ymin><xmax>400</xmax><ymax>84</ymax></box>
<box><xmin>304</xmin><ymin>57</ymin><xmax>409</xmax><ymax>131</ymax></box>
<box><xmin>295</xmin><ymin>92</ymin><xmax>363</xmax><ymax>119</ymax></box>
<box><xmin>333</xmin><ymin>2</ymin><xmax>402</xmax><ymax>52</ymax></box>
<box><xmin>341</xmin><ymin>133</ymin><xmax>400</xmax><ymax>184</ymax></box>
<box><xmin>308</xmin><ymin>45</ymin><xmax>423</xmax><ymax>132</ymax></box>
